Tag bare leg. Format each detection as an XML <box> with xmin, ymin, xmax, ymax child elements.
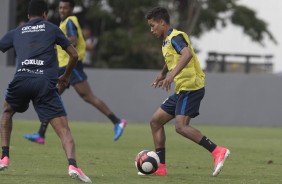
<box><xmin>174</xmin><ymin>115</ymin><xmax>203</xmax><ymax>143</ymax></box>
<box><xmin>0</xmin><ymin>101</ymin><xmax>15</xmax><ymax>147</ymax></box>
<box><xmin>150</xmin><ymin>108</ymin><xmax>173</xmax><ymax>149</ymax></box>
<box><xmin>49</xmin><ymin>116</ymin><xmax>75</xmax><ymax>159</ymax></box>
<box><xmin>45</xmin><ymin>116</ymin><xmax>92</xmax><ymax>182</ymax></box>
<box><xmin>148</xmin><ymin>108</ymin><xmax>172</xmax><ymax>175</ymax></box>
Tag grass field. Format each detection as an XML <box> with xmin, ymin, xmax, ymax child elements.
<box><xmin>0</xmin><ymin>120</ymin><xmax>281</xmax><ymax>184</ymax></box>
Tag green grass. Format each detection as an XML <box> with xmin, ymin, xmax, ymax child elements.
<box><xmin>1</xmin><ymin>120</ymin><xmax>282</xmax><ymax>184</ymax></box>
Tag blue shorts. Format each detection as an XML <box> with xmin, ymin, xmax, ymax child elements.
<box><xmin>59</xmin><ymin>61</ymin><xmax>87</xmax><ymax>86</ymax></box>
<box><xmin>161</xmin><ymin>87</ymin><xmax>205</xmax><ymax>118</ymax></box>
<box><xmin>5</xmin><ymin>76</ymin><xmax>66</xmax><ymax>122</ymax></box>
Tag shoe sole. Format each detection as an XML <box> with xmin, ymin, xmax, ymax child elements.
<box><xmin>0</xmin><ymin>165</ymin><xmax>8</xmax><ymax>171</ymax></box>
<box><xmin>212</xmin><ymin>149</ymin><xmax>230</xmax><ymax>176</ymax></box>
<box><xmin>69</xmin><ymin>171</ymin><xmax>92</xmax><ymax>183</ymax></box>
<box><xmin>137</xmin><ymin>172</ymin><xmax>146</xmax><ymax>176</ymax></box>
<box><xmin>23</xmin><ymin>136</ymin><xmax>45</xmax><ymax>145</ymax></box>
<box><xmin>153</xmin><ymin>173</ymin><xmax>167</xmax><ymax>176</ymax></box>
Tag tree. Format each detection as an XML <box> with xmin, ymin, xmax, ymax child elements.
<box><xmin>15</xmin><ymin>0</ymin><xmax>277</xmax><ymax>69</ymax></box>
<box><xmin>177</xmin><ymin>0</ymin><xmax>277</xmax><ymax>46</ymax></box>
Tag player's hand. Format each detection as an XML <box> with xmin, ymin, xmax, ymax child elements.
<box><xmin>161</xmin><ymin>75</ymin><xmax>173</xmax><ymax>92</ymax></box>
<box><xmin>151</xmin><ymin>74</ymin><xmax>166</xmax><ymax>88</ymax></box>
<box><xmin>151</xmin><ymin>80</ymin><xmax>164</xmax><ymax>88</ymax></box>
<box><xmin>57</xmin><ymin>75</ymin><xmax>69</xmax><ymax>88</ymax></box>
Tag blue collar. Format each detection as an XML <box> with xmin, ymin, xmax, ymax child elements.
<box><xmin>167</xmin><ymin>28</ymin><xmax>173</xmax><ymax>36</ymax></box>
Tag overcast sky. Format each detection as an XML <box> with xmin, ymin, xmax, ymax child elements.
<box><xmin>194</xmin><ymin>0</ymin><xmax>282</xmax><ymax>73</ymax></box>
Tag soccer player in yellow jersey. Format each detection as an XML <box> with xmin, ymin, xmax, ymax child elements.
<box><xmin>23</xmin><ymin>0</ymin><xmax>126</xmax><ymax>143</ymax></box>
<box><xmin>0</xmin><ymin>0</ymin><xmax>91</xmax><ymax>182</ymax></box>
<box><xmin>143</xmin><ymin>7</ymin><xmax>230</xmax><ymax>177</ymax></box>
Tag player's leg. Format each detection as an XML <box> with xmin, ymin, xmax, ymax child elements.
<box><xmin>149</xmin><ymin>107</ymin><xmax>173</xmax><ymax>176</ymax></box>
<box><xmin>174</xmin><ymin>115</ymin><xmax>204</xmax><ymax>142</ymax></box>
<box><xmin>49</xmin><ymin>116</ymin><xmax>75</xmax><ymax>159</ymax></box>
<box><xmin>1</xmin><ymin>77</ymin><xmax>30</xmax><ymax>170</ymax></box>
<box><xmin>144</xmin><ymin>93</ymin><xmax>178</xmax><ymax>176</ymax></box>
<box><xmin>32</xmin><ymin>78</ymin><xmax>91</xmax><ymax>182</ymax></box>
<box><xmin>23</xmin><ymin>84</ymin><xmax>67</xmax><ymax>144</ymax></box>
<box><xmin>71</xmin><ymin>62</ymin><xmax>124</xmax><ymax>125</ymax></box>
<box><xmin>73</xmin><ymin>79</ymin><xmax>126</xmax><ymax>141</ymax></box>
<box><xmin>0</xmin><ymin>101</ymin><xmax>15</xmax><ymax>170</ymax></box>
<box><xmin>150</xmin><ymin>107</ymin><xmax>173</xmax><ymax>151</ymax></box>
<box><xmin>175</xmin><ymin>115</ymin><xmax>230</xmax><ymax>176</ymax></box>
<box><xmin>174</xmin><ymin>88</ymin><xmax>230</xmax><ymax>176</ymax></box>
<box><xmin>174</xmin><ymin>88</ymin><xmax>207</xmax><ymax>143</ymax></box>
<box><xmin>49</xmin><ymin>116</ymin><xmax>91</xmax><ymax>183</ymax></box>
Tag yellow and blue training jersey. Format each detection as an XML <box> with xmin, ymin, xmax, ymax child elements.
<box><xmin>57</xmin><ymin>16</ymin><xmax>85</xmax><ymax>67</ymax></box>
<box><xmin>162</xmin><ymin>28</ymin><xmax>205</xmax><ymax>93</ymax></box>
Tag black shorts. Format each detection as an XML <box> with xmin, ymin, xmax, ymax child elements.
<box><xmin>59</xmin><ymin>61</ymin><xmax>87</xmax><ymax>86</ymax></box>
<box><xmin>161</xmin><ymin>87</ymin><xmax>205</xmax><ymax>118</ymax></box>
<box><xmin>5</xmin><ymin>76</ymin><xmax>66</xmax><ymax>122</ymax></box>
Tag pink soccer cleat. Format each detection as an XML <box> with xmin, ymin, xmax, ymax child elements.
<box><xmin>0</xmin><ymin>156</ymin><xmax>10</xmax><ymax>171</ymax></box>
<box><xmin>68</xmin><ymin>165</ymin><xmax>92</xmax><ymax>183</ymax></box>
<box><xmin>212</xmin><ymin>146</ymin><xmax>230</xmax><ymax>176</ymax></box>
<box><xmin>153</xmin><ymin>163</ymin><xmax>167</xmax><ymax>176</ymax></box>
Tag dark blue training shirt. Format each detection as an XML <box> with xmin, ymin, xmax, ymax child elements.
<box><xmin>0</xmin><ymin>18</ymin><xmax>71</xmax><ymax>80</ymax></box>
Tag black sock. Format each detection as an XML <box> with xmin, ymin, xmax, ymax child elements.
<box><xmin>108</xmin><ymin>113</ymin><xmax>120</xmax><ymax>124</ymax></box>
<box><xmin>68</xmin><ymin>158</ymin><xmax>77</xmax><ymax>168</ymax></box>
<box><xmin>1</xmin><ymin>146</ymin><xmax>9</xmax><ymax>159</ymax></box>
<box><xmin>199</xmin><ymin>136</ymin><xmax>217</xmax><ymax>153</ymax></box>
<box><xmin>38</xmin><ymin>121</ymin><xmax>49</xmax><ymax>137</ymax></box>
<box><xmin>156</xmin><ymin>148</ymin><xmax>165</xmax><ymax>164</ymax></box>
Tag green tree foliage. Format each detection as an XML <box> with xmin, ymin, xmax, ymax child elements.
<box><xmin>82</xmin><ymin>0</ymin><xmax>164</xmax><ymax>69</ymax></box>
<box><xmin>16</xmin><ymin>0</ymin><xmax>276</xmax><ymax>69</ymax></box>
<box><xmin>180</xmin><ymin>0</ymin><xmax>277</xmax><ymax>46</ymax></box>
<box><xmin>231</xmin><ymin>5</ymin><xmax>277</xmax><ymax>46</ymax></box>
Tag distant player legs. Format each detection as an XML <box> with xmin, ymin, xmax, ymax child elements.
<box><xmin>73</xmin><ymin>80</ymin><xmax>113</xmax><ymax>116</ymax></box>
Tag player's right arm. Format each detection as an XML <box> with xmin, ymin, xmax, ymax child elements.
<box><xmin>63</xmin><ymin>45</ymin><xmax>78</xmax><ymax>78</ymax></box>
<box><xmin>57</xmin><ymin>44</ymin><xmax>78</xmax><ymax>87</ymax></box>
<box><xmin>66</xmin><ymin>20</ymin><xmax>78</xmax><ymax>47</ymax></box>
<box><xmin>151</xmin><ymin>64</ymin><xmax>168</xmax><ymax>88</ymax></box>
<box><xmin>55</xmin><ymin>27</ymin><xmax>78</xmax><ymax>87</ymax></box>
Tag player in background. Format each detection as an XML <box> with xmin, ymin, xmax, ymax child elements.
<box><xmin>0</xmin><ymin>0</ymin><xmax>91</xmax><ymax>182</ymax></box>
<box><xmin>23</xmin><ymin>0</ymin><xmax>126</xmax><ymax>144</ymax></box>
<box><xmin>143</xmin><ymin>7</ymin><xmax>230</xmax><ymax>176</ymax></box>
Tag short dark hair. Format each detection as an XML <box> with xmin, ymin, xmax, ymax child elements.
<box><xmin>145</xmin><ymin>7</ymin><xmax>170</xmax><ymax>24</ymax></box>
<box><xmin>60</xmin><ymin>0</ymin><xmax>75</xmax><ymax>8</ymax></box>
<box><xmin>28</xmin><ymin>0</ymin><xmax>48</xmax><ymax>17</ymax></box>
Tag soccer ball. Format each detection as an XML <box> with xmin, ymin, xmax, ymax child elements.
<box><xmin>135</xmin><ymin>150</ymin><xmax>160</xmax><ymax>174</ymax></box>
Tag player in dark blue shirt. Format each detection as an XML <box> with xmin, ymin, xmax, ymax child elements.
<box><xmin>0</xmin><ymin>0</ymin><xmax>91</xmax><ymax>182</ymax></box>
